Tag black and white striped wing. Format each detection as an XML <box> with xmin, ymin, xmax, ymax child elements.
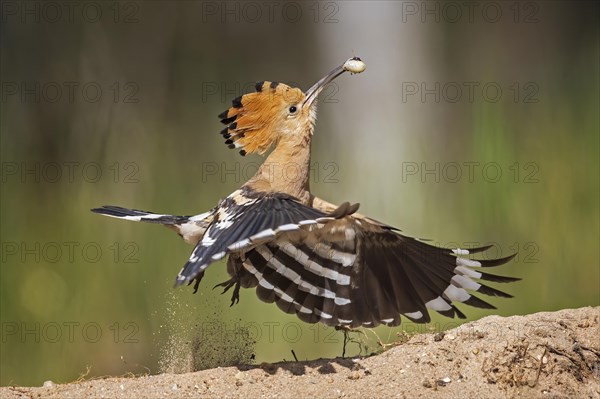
<box><xmin>233</xmin><ymin>217</ymin><xmax>518</xmax><ymax>328</ymax></box>
<box><xmin>175</xmin><ymin>191</ymin><xmax>337</xmax><ymax>286</ymax></box>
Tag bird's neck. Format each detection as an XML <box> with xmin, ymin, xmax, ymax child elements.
<box><xmin>245</xmin><ymin>135</ymin><xmax>312</xmax><ymax>204</ymax></box>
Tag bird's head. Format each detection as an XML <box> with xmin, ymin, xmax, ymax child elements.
<box><xmin>218</xmin><ymin>57</ymin><xmax>366</xmax><ymax>156</ymax></box>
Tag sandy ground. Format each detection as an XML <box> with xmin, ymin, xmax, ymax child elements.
<box><xmin>3</xmin><ymin>307</ymin><xmax>599</xmax><ymax>399</ymax></box>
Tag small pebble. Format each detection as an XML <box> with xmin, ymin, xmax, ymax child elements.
<box><xmin>42</xmin><ymin>380</ymin><xmax>54</xmax><ymax>388</ymax></box>
<box><xmin>436</xmin><ymin>376</ymin><xmax>451</xmax><ymax>386</ymax></box>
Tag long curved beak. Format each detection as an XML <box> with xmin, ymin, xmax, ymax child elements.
<box><xmin>303</xmin><ymin>57</ymin><xmax>365</xmax><ymax>108</ymax></box>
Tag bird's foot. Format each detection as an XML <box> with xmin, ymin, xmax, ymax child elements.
<box><xmin>213</xmin><ymin>278</ymin><xmax>242</xmax><ymax>306</ymax></box>
<box><xmin>187</xmin><ymin>272</ymin><xmax>205</xmax><ymax>294</ymax></box>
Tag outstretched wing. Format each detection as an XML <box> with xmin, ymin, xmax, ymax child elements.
<box><xmin>175</xmin><ymin>190</ymin><xmax>356</xmax><ymax>286</ymax></box>
<box><xmin>229</xmin><ymin>216</ymin><xmax>518</xmax><ymax>328</ymax></box>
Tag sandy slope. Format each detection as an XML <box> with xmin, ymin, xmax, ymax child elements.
<box><xmin>3</xmin><ymin>307</ymin><xmax>599</xmax><ymax>399</ymax></box>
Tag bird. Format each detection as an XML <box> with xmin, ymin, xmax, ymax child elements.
<box><xmin>92</xmin><ymin>57</ymin><xmax>518</xmax><ymax>329</ymax></box>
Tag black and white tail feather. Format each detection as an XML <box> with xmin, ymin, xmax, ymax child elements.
<box><xmin>91</xmin><ymin>205</ymin><xmax>215</xmax><ymax>245</ymax></box>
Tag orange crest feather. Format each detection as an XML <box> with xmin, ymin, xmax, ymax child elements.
<box><xmin>218</xmin><ymin>81</ymin><xmax>304</xmax><ymax>156</ymax></box>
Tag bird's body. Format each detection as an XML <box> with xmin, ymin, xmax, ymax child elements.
<box><xmin>93</xmin><ymin>57</ymin><xmax>518</xmax><ymax>328</ymax></box>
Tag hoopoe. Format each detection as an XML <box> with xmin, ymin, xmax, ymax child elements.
<box><xmin>92</xmin><ymin>57</ymin><xmax>518</xmax><ymax>328</ymax></box>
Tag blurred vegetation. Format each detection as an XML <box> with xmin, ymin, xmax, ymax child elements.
<box><xmin>1</xmin><ymin>1</ymin><xmax>598</xmax><ymax>387</ymax></box>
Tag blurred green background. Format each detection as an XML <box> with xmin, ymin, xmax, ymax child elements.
<box><xmin>1</xmin><ymin>1</ymin><xmax>598</xmax><ymax>387</ymax></box>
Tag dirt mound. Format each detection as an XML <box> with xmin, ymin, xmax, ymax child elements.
<box><xmin>3</xmin><ymin>307</ymin><xmax>599</xmax><ymax>399</ymax></box>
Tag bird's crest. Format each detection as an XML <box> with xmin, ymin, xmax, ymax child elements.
<box><xmin>218</xmin><ymin>81</ymin><xmax>305</xmax><ymax>156</ymax></box>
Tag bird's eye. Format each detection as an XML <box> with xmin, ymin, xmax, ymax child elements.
<box><xmin>289</xmin><ymin>105</ymin><xmax>297</xmax><ymax>114</ymax></box>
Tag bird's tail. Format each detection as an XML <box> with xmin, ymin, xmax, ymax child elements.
<box><xmin>91</xmin><ymin>205</ymin><xmax>191</xmax><ymax>224</ymax></box>
<box><xmin>91</xmin><ymin>205</ymin><xmax>215</xmax><ymax>244</ymax></box>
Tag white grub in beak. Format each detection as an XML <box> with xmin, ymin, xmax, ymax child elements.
<box><xmin>303</xmin><ymin>57</ymin><xmax>366</xmax><ymax>107</ymax></box>
<box><xmin>343</xmin><ymin>57</ymin><xmax>367</xmax><ymax>74</ymax></box>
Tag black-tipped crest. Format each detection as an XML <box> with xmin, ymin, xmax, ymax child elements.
<box><xmin>216</xmin><ymin>81</ymin><xmax>305</xmax><ymax>155</ymax></box>
<box><xmin>232</xmin><ymin>96</ymin><xmax>243</xmax><ymax>108</ymax></box>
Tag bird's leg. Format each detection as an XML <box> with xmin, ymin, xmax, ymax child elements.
<box><xmin>213</xmin><ymin>277</ymin><xmax>242</xmax><ymax>306</ymax></box>
<box><xmin>213</xmin><ymin>259</ymin><xmax>243</xmax><ymax>306</ymax></box>
<box><xmin>213</xmin><ymin>278</ymin><xmax>235</xmax><ymax>292</ymax></box>
<box><xmin>188</xmin><ymin>271</ymin><xmax>205</xmax><ymax>294</ymax></box>
<box><xmin>230</xmin><ymin>280</ymin><xmax>241</xmax><ymax>306</ymax></box>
